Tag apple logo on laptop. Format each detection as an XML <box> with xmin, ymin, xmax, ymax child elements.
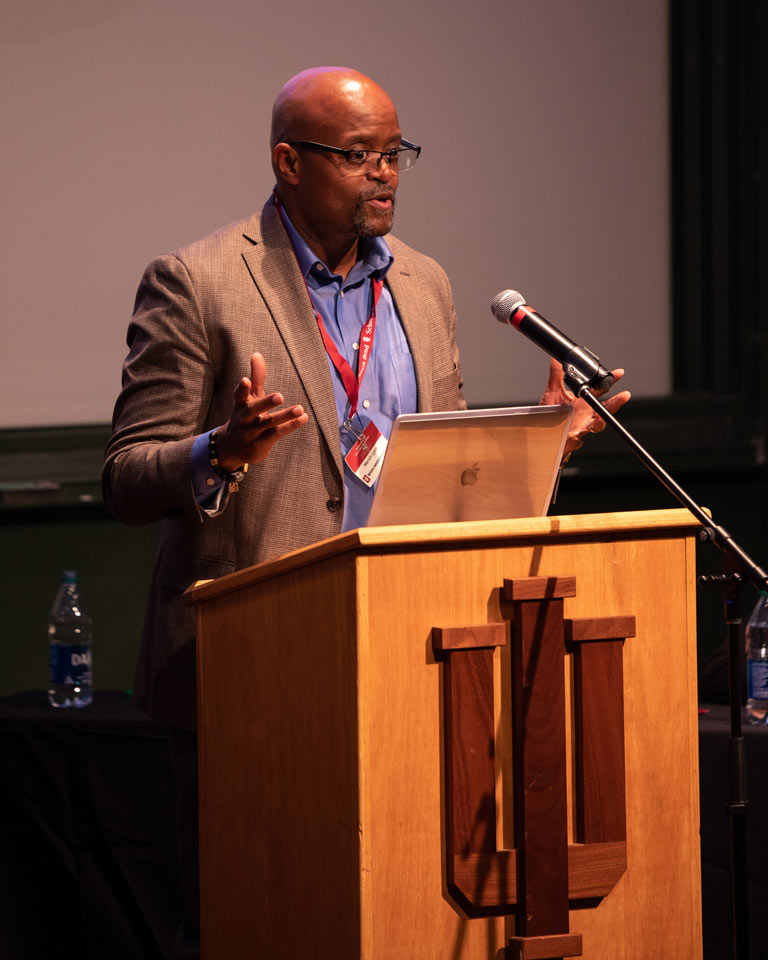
<box><xmin>460</xmin><ymin>462</ymin><xmax>480</xmax><ymax>486</ymax></box>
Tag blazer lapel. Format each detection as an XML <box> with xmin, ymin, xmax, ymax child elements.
<box><xmin>241</xmin><ymin>201</ymin><xmax>343</xmax><ymax>478</ymax></box>
<box><xmin>385</xmin><ymin>250</ymin><xmax>434</xmax><ymax>413</ymax></box>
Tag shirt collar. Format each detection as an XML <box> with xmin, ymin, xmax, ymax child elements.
<box><xmin>277</xmin><ymin>198</ymin><xmax>394</xmax><ymax>286</ymax></box>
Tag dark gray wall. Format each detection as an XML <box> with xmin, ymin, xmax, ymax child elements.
<box><xmin>0</xmin><ymin>0</ymin><xmax>670</xmax><ymax>429</ymax></box>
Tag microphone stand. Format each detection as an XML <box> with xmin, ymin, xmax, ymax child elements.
<box><xmin>569</xmin><ymin>371</ymin><xmax>762</xmax><ymax>960</ymax></box>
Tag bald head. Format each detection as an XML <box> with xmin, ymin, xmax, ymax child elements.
<box><xmin>270</xmin><ymin>67</ymin><xmax>403</xmax><ymax>275</ymax></box>
<box><xmin>270</xmin><ymin>67</ymin><xmax>397</xmax><ymax>150</ymax></box>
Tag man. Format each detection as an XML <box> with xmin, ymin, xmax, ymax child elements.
<box><xmin>103</xmin><ymin>66</ymin><xmax>629</xmax><ymax>958</ymax></box>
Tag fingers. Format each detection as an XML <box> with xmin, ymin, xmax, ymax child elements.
<box><xmin>589</xmin><ymin>368</ymin><xmax>626</xmax><ymax>399</ymax></box>
<box><xmin>233</xmin><ymin>376</ymin><xmax>259</xmax><ymax>408</ymax></box>
<box><xmin>563</xmin><ymin>433</ymin><xmax>584</xmax><ymax>455</ymax></box>
<box><xmin>245</xmin><ymin>407</ymin><xmax>310</xmax><ymax>459</ymax></box>
<box><xmin>218</xmin><ymin>401</ymin><xmax>308</xmax><ymax>469</ymax></box>
<box><xmin>240</xmin><ymin>404</ymin><xmax>307</xmax><ymax>446</ymax></box>
<box><xmin>543</xmin><ymin>361</ymin><xmax>627</xmax><ymax>405</ymax></box>
<box><xmin>552</xmin><ymin>359</ymin><xmax>630</xmax><ymax>457</ymax></box>
<box><xmin>219</xmin><ymin>353</ymin><xmax>307</xmax><ymax>468</ymax></box>
<box><xmin>234</xmin><ymin>386</ymin><xmax>284</xmax><ymax>420</ymax></box>
<box><xmin>249</xmin><ymin>352</ymin><xmax>267</xmax><ymax>399</ymax></box>
<box><xmin>595</xmin><ymin>389</ymin><xmax>632</xmax><ymax>420</ymax></box>
<box><xmin>545</xmin><ymin>358</ymin><xmax>563</xmax><ymax>391</ymax></box>
<box><xmin>606</xmin><ymin>388</ymin><xmax>631</xmax><ymax>410</ymax></box>
<box><xmin>233</xmin><ymin>352</ymin><xmax>284</xmax><ymax>418</ymax></box>
<box><xmin>540</xmin><ymin>358</ymin><xmax>575</xmax><ymax>405</ymax></box>
<box><xmin>577</xmin><ymin>388</ymin><xmax>632</xmax><ymax>438</ymax></box>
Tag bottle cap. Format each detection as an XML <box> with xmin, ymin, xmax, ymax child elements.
<box><xmin>61</xmin><ymin>570</ymin><xmax>78</xmax><ymax>583</ymax></box>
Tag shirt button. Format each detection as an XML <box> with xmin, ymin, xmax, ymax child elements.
<box><xmin>206</xmin><ymin>478</ymin><xmax>216</xmax><ymax>486</ymax></box>
<box><xmin>326</xmin><ymin>496</ymin><xmax>343</xmax><ymax>512</ymax></box>
<box><xmin>352</xmin><ymin>342</ymin><xmax>359</xmax><ymax>351</ymax></box>
<box><xmin>362</xmin><ymin>399</ymin><xmax>371</xmax><ymax>409</ymax></box>
<box><xmin>315</xmin><ymin>263</ymin><xmax>324</xmax><ymax>271</ymax></box>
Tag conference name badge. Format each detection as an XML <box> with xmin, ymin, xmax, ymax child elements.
<box><xmin>344</xmin><ymin>420</ymin><xmax>387</xmax><ymax>488</ymax></box>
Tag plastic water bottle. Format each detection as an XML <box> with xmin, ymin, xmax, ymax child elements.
<box><xmin>47</xmin><ymin>570</ymin><xmax>93</xmax><ymax>708</ymax></box>
<box><xmin>745</xmin><ymin>591</ymin><xmax>768</xmax><ymax>725</ymax></box>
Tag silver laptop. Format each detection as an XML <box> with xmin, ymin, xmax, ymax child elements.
<box><xmin>366</xmin><ymin>405</ymin><xmax>573</xmax><ymax>527</ymax></box>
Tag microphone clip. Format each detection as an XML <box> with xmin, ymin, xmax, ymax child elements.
<box><xmin>561</xmin><ymin>346</ymin><xmax>615</xmax><ymax>395</ymax></box>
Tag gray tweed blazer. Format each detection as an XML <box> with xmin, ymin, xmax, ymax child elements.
<box><xmin>103</xmin><ymin>198</ymin><xmax>464</xmax><ymax>730</ymax></box>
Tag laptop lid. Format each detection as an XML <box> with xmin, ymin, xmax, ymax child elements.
<box><xmin>366</xmin><ymin>404</ymin><xmax>573</xmax><ymax>527</ymax></box>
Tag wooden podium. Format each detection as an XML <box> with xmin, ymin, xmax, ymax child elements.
<box><xmin>186</xmin><ymin>509</ymin><xmax>703</xmax><ymax>960</ymax></box>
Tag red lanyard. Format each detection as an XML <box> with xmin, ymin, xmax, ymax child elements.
<box><xmin>274</xmin><ymin>192</ymin><xmax>383</xmax><ymax>419</ymax></box>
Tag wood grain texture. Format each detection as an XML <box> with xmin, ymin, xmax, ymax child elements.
<box><xmin>453</xmin><ymin>851</ymin><xmax>517</xmax><ymax>906</ymax></box>
<box><xmin>564</xmin><ymin>617</ymin><xmax>636</xmax><ymax>642</ymax></box>
<box><xmin>362</xmin><ymin>532</ymin><xmax>702</xmax><ymax>958</ymax></box>
<box><xmin>509</xmin><ymin>595</ymin><xmax>570</xmax><ymax>936</ymax></box>
<box><xmin>444</xmin><ymin>649</ymin><xmax>497</xmax><ymax>859</ymax></box>
<box><xmin>448</xmin><ymin>840</ymin><xmax>629</xmax><ymax>909</ymax></box>
<box><xmin>433</xmin><ymin>623</ymin><xmax>508</xmax><ymax>650</ymax></box>
<box><xmin>502</xmin><ymin>576</ymin><xmax>577</xmax><ymax>601</ymax></box>
<box><xmin>572</xmin><ymin>638</ymin><xmax>627</xmax><ymax>843</ymax></box>
<box><xmin>442</xmin><ymin>646</ymin><xmax>503</xmax><ymax>912</ymax></box>
<box><xmin>194</xmin><ymin>510</ymin><xmax>702</xmax><ymax>959</ymax></box>
<box><xmin>360</xmin><ymin>555</ymin><xmax>507</xmax><ymax>957</ymax></box>
<box><xmin>507</xmin><ymin>932</ymin><xmax>583</xmax><ymax>959</ymax></box>
<box><xmin>196</xmin><ymin>554</ymin><xmax>362</xmax><ymax>960</ymax></box>
<box><xmin>185</xmin><ymin>509</ymin><xmax>701</xmax><ymax>604</ymax></box>
<box><xmin>566</xmin><ymin>842</ymin><xmax>628</xmax><ymax>898</ymax></box>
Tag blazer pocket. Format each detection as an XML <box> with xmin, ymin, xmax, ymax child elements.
<box><xmin>157</xmin><ymin>548</ymin><xmax>236</xmax><ymax>594</ymax></box>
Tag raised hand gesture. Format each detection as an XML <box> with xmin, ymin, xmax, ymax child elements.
<box><xmin>215</xmin><ymin>353</ymin><xmax>308</xmax><ymax>470</ymax></box>
<box><xmin>540</xmin><ymin>358</ymin><xmax>631</xmax><ymax>456</ymax></box>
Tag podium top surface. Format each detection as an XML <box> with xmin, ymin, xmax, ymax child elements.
<box><xmin>184</xmin><ymin>508</ymin><xmax>701</xmax><ymax>606</ymax></box>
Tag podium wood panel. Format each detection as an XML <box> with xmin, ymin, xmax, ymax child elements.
<box><xmin>191</xmin><ymin>510</ymin><xmax>703</xmax><ymax>959</ymax></box>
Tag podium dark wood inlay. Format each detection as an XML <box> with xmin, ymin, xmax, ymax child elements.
<box><xmin>434</xmin><ymin>576</ymin><xmax>635</xmax><ymax>960</ymax></box>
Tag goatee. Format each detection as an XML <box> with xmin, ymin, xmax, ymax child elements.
<box><xmin>352</xmin><ymin>187</ymin><xmax>396</xmax><ymax>237</ymax></box>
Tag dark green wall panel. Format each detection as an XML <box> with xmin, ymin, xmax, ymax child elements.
<box><xmin>0</xmin><ymin>510</ymin><xmax>158</xmax><ymax>698</ymax></box>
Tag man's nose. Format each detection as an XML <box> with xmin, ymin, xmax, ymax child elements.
<box><xmin>368</xmin><ymin>157</ymin><xmax>397</xmax><ymax>182</ymax></box>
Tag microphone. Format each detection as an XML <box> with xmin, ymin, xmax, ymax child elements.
<box><xmin>490</xmin><ymin>289</ymin><xmax>615</xmax><ymax>394</ymax></box>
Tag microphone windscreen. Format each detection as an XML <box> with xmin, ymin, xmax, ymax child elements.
<box><xmin>490</xmin><ymin>289</ymin><xmax>526</xmax><ymax>324</ymax></box>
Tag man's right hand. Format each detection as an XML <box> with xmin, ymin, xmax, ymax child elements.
<box><xmin>215</xmin><ymin>352</ymin><xmax>308</xmax><ymax>470</ymax></box>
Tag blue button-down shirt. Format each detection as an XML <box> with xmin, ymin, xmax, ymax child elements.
<box><xmin>193</xmin><ymin>205</ymin><xmax>417</xmax><ymax>531</ymax></box>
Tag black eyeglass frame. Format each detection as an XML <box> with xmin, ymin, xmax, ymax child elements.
<box><xmin>285</xmin><ymin>138</ymin><xmax>421</xmax><ymax>170</ymax></box>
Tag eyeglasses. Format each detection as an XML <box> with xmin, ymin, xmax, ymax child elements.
<box><xmin>286</xmin><ymin>138</ymin><xmax>421</xmax><ymax>175</ymax></box>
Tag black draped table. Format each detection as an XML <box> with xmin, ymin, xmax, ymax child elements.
<box><xmin>0</xmin><ymin>691</ymin><xmax>181</xmax><ymax>960</ymax></box>
<box><xmin>1</xmin><ymin>693</ymin><xmax>767</xmax><ymax>959</ymax></box>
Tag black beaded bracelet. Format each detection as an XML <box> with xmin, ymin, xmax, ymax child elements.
<box><xmin>208</xmin><ymin>431</ymin><xmax>248</xmax><ymax>492</ymax></box>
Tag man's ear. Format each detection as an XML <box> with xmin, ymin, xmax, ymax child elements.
<box><xmin>272</xmin><ymin>143</ymin><xmax>301</xmax><ymax>185</ymax></box>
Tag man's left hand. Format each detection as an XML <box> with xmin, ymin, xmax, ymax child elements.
<box><xmin>540</xmin><ymin>358</ymin><xmax>631</xmax><ymax>456</ymax></box>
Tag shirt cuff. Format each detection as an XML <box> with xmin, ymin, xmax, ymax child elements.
<box><xmin>191</xmin><ymin>431</ymin><xmax>227</xmax><ymax>515</ymax></box>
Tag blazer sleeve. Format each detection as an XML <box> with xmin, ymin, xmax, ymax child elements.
<box><xmin>102</xmin><ymin>254</ymin><xmax>219</xmax><ymax>525</ymax></box>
